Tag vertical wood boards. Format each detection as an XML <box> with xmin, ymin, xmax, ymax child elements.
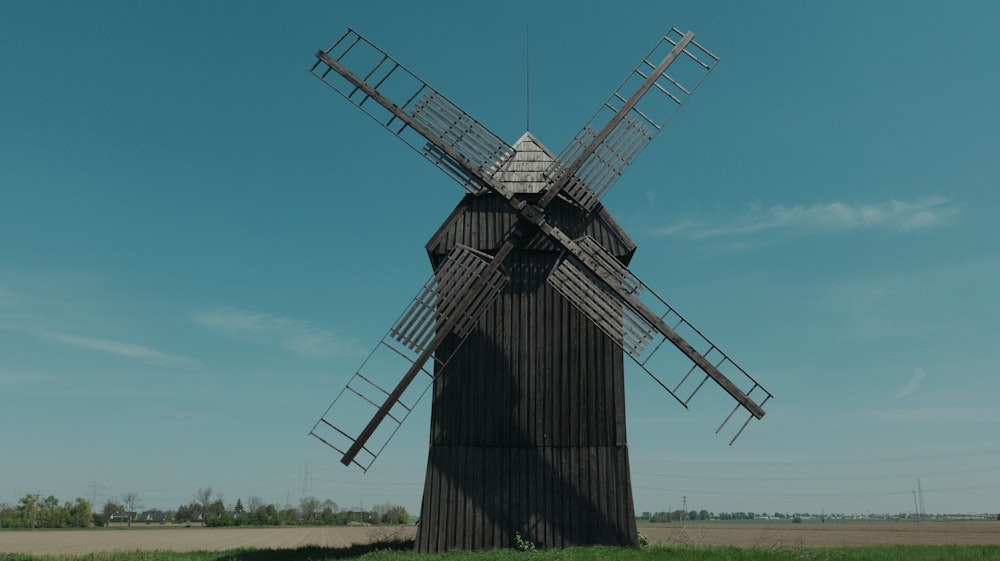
<box><xmin>416</xmin><ymin>193</ymin><xmax>639</xmax><ymax>551</ymax></box>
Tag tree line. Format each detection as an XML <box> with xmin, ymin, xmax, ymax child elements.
<box><xmin>638</xmin><ymin>510</ymin><xmax>762</xmax><ymax>522</ymax></box>
<box><xmin>0</xmin><ymin>488</ymin><xmax>409</xmax><ymax>529</ymax></box>
<box><xmin>0</xmin><ymin>495</ymin><xmax>94</xmax><ymax>528</ymax></box>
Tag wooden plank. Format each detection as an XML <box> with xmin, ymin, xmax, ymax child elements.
<box><xmin>417</xmin><ymin>212</ymin><xmax>641</xmax><ymax>551</ymax></box>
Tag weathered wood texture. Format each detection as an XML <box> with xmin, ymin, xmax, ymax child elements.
<box><xmin>416</xmin><ymin>190</ymin><xmax>639</xmax><ymax>551</ymax></box>
<box><xmin>426</xmin><ymin>193</ymin><xmax>635</xmax><ymax>264</ymax></box>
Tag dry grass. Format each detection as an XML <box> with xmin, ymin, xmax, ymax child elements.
<box><xmin>0</xmin><ymin>525</ymin><xmax>417</xmax><ymax>555</ymax></box>
<box><xmin>2</xmin><ymin>521</ymin><xmax>998</xmax><ymax>555</ymax></box>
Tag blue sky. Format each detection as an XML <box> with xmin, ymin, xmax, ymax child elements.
<box><xmin>2</xmin><ymin>0</ymin><xmax>998</xmax><ymax>517</ymax></box>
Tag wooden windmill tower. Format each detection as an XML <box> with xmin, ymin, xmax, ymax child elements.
<box><xmin>308</xmin><ymin>28</ymin><xmax>772</xmax><ymax>552</ymax></box>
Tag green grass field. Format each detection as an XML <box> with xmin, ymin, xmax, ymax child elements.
<box><xmin>3</xmin><ymin>541</ymin><xmax>1000</xmax><ymax>561</ymax></box>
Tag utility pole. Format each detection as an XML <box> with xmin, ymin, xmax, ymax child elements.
<box><xmin>300</xmin><ymin>459</ymin><xmax>311</xmax><ymax>501</ymax></box>
<box><xmin>33</xmin><ymin>491</ymin><xmax>41</xmax><ymax>529</ymax></box>
<box><xmin>917</xmin><ymin>478</ymin><xmax>926</xmax><ymax>519</ymax></box>
<box><xmin>88</xmin><ymin>482</ymin><xmax>100</xmax><ymax>507</ymax></box>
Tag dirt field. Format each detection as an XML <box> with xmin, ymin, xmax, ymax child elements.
<box><xmin>1</xmin><ymin>522</ymin><xmax>998</xmax><ymax>555</ymax></box>
<box><xmin>0</xmin><ymin>526</ymin><xmax>411</xmax><ymax>555</ymax></box>
<box><xmin>640</xmin><ymin>521</ymin><xmax>1000</xmax><ymax>548</ymax></box>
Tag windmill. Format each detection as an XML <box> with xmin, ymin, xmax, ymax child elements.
<box><xmin>308</xmin><ymin>27</ymin><xmax>772</xmax><ymax>551</ymax></box>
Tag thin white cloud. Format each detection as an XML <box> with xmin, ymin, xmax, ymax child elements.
<box><xmin>0</xmin><ymin>370</ymin><xmax>47</xmax><ymax>384</ymax></box>
<box><xmin>655</xmin><ymin>197</ymin><xmax>958</xmax><ymax>239</ymax></box>
<box><xmin>34</xmin><ymin>331</ymin><xmax>200</xmax><ymax>369</ymax></box>
<box><xmin>193</xmin><ymin>308</ymin><xmax>362</xmax><ymax>358</ymax></box>
<box><xmin>895</xmin><ymin>367</ymin><xmax>926</xmax><ymax>398</ymax></box>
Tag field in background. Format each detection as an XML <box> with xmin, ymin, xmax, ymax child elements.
<box><xmin>0</xmin><ymin>526</ymin><xmax>405</xmax><ymax>555</ymax></box>
<box><xmin>641</xmin><ymin>521</ymin><xmax>1000</xmax><ymax>548</ymax></box>
<box><xmin>2</xmin><ymin>522</ymin><xmax>999</xmax><ymax>555</ymax></box>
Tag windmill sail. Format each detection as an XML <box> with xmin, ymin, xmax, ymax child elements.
<box><xmin>311</xmin><ymin>29</ymin><xmax>514</xmax><ymax>196</ymax></box>
<box><xmin>309</xmin><ymin>24</ymin><xmax>773</xmax><ymax>551</ymax></box>
<box><xmin>547</xmin><ymin>236</ymin><xmax>771</xmax><ymax>444</ymax></box>
<box><xmin>542</xmin><ymin>28</ymin><xmax>719</xmax><ymax>211</ymax></box>
<box><xmin>310</xmin><ymin>245</ymin><xmax>509</xmax><ymax>470</ymax></box>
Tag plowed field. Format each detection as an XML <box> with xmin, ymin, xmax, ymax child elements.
<box><xmin>1</xmin><ymin>522</ymin><xmax>997</xmax><ymax>555</ymax></box>
<box><xmin>640</xmin><ymin>521</ymin><xmax>1000</xmax><ymax>548</ymax></box>
<box><xmin>0</xmin><ymin>526</ymin><xmax>409</xmax><ymax>555</ymax></box>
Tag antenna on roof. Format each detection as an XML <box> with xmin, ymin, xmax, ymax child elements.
<box><xmin>525</xmin><ymin>22</ymin><xmax>531</xmax><ymax>132</ymax></box>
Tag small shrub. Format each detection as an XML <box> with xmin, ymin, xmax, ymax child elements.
<box><xmin>638</xmin><ymin>531</ymin><xmax>650</xmax><ymax>548</ymax></box>
<box><xmin>792</xmin><ymin>516</ymin><xmax>802</xmax><ymax>523</ymax></box>
<box><xmin>514</xmin><ymin>531</ymin><xmax>536</xmax><ymax>552</ymax></box>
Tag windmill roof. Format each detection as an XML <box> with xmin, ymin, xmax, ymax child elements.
<box><xmin>493</xmin><ymin>131</ymin><xmax>556</xmax><ymax>194</ymax></box>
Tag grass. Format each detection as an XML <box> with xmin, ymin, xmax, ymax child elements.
<box><xmin>3</xmin><ymin>542</ymin><xmax>1000</xmax><ymax>561</ymax></box>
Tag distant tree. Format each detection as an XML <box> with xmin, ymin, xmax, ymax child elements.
<box><xmin>67</xmin><ymin>498</ymin><xmax>93</xmax><ymax>528</ymax></box>
<box><xmin>282</xmin><ymin>507</ymin><xmax>300</xmax><ymax>524</ymax></box>
<box><xmin>641</xmin><ymin>511</ymin><xmax>652</xmax><ymax>521</ymax></box>
<box><xmin>247</xmin><ymin>496</ymin><xmax>264</xmax><ymax>514</ymax></box>
<box><xmin>3</xmin><ymin>495</ymin><xmax>87</xmax><ymax>529</ymax></box>
<box><xmin>103</xmin><ymin>499</ymin><xmax>124</xmax><ymax>518</ymax></box>
<box><xmin>0</xmin><ymin>502</ymin><xmax>17</xmax><ymax>527</ymax></box>
<box><xmin>321</xmin><ymin>507</ymin><xmax>336</xmax><ymax>524</ymax></box>
<box><xmin>259</xmin><ymin>504</ymin><xmax>280</xmax><ymax>525</ymax></box>
<box><xmin>208</xmin><ymin>499</ymin><xmax>226</xmax><ymax>519</ymax></box>
<box><xmin>174</xmin><ymin>502</ymin><xmax>199</xmax><ymax>523</ymax></box>
<box><xmin>35</xmin><ymin>496</ymin><xmax>69</xmax><ymax>528</ymax></box>
<box><xmin>234</xmin><ymin>499</ymin><xmax>245</xmax><ymax>516</ymax></box>
<box><xmin>649</xmin><ymin>511</ymin><xmax>670</xmax><ymax>523</ymax></box>
<box><xmin>121</xmin><ymin>492</ymin><xmax>140</xmax><ymax>527</ymax></box>
<box><xmin>16</xmin><ymin>494</ymin><xmax>40</xmax><ymax>528</ymax></box>
<box><xmin>381</xmin><ymin>505</ymin><xmax>408</xmax><ymax>524</ymax></box>
<box><xmin>195</xmin><ymin>488</ymin><xmax>214</xmax><ymax>526</ymax></box>
<box><xmin>698</xmin><ymin>509</ymin><xmax>709</xmax><ymax>521</ymax></box>
<box><xmin>206</xmin><ymin>504</ymin><xmax>235</xmax><ymax>527</ymax></box>
<box><xmin>300</xmin><ymin>496</ymin><xmax>320</xmax><ymax>521</ymax></box>
<box><xmin>322</xmin><ymin>499</ymin><xmax>338</xmax><ymax>513</ymax></box>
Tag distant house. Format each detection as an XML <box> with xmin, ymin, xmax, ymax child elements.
<box><xmin>139</xmin><ymin>510</ymin><xmax>167</xmax><ymax>523</ymax></box>
<box><xmin>109</xmin><ymin>512</ymin><xmax>137</xmax><ymax>523</ymax></box>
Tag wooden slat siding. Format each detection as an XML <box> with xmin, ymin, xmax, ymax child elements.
<box><xmin>419</xmin><ymin>448</ymin><xmax>436</xmax><ymax>552</ymax></box>
<box><xmin>455</xmin><ymin>448</ymin><xmax>467</xmax><ymax>548</ymax></box>
<box><xmin>470</xmin><ymin>446</ymin><xmax>480</xmax><ymax>549</ymax></box>
<box><xmin>557</xmin><ymin>448</ymin><xmax>570</xmax><ymax>547</ymax></box>
<box><xmin>416</xmin><ymin>190</ymin><xmax>639</xmax><ymax>552</ymax></box>
<box><xmin>484</xmin><ymin>447</ymin><xmax>498</xmax><ymax>547</ymax></box>
<box><xmin>425</xmin><ymin>262</ymin><xmax>629</xmax><ymax>448</ymax></box>
<box><xmin>425</xmin><ymin>194</ymin><xmax>636</xmax><ymax>265</ymax></box>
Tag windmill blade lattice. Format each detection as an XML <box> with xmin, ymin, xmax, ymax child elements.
<box><xmin>310</xmin><ymin>245</ymin><xmax>509</xmax><ymax>471</ymax></box>
<box><xmin>547</xmin><ymin>236</ymin><xmax>771</xmax><ymax>444</ymax></box>
<box><xmin>311</xmin><ymin>29</ymin><xmax>514</xmax><ymax>195</ymax></box>
<box><xmin>543</xmin><ymin>28</ymin><xmax>719</xmax><ymax>211</ymax></box>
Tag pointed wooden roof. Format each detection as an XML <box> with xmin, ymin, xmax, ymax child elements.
<box><xmin>493</xmin><ymin>132</ymin><xmax>557</xmax><ymax>194</ymax></box>
<box><xmin>426</xmin><ymin>132</ymin><xmax>637</xmax><ymax>264</ymax></box>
